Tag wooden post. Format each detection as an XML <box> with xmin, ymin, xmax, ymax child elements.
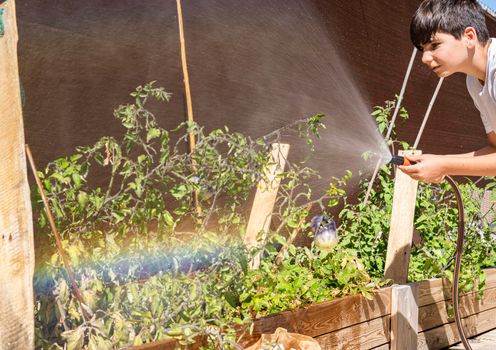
<box><xmin>0</xmin><ymin>0</ymin><xmax>35</xmax><ymax>349</ymax></box>
<box><xmin>391</xmin><ymin>284</ymin><xmax>419</xmax><ymax>350</ymax></box>
<box><xmin>244</xmin><ymin>143</ymin><xmax>290</xmax><ymax>268</ymax></box>
<box><xmin>384</xmin><ymin>150</ymin><xmax>421</xmax><ymax>283</ymax></box>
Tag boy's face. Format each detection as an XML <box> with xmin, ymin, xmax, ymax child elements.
<box><xmin>421</xmin><ymin>32</ymin><xmax>470</xmax><ymax>77</ymax></box>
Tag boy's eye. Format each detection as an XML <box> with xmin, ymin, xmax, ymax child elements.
<box><xmin>431</xmin><ymin>42</ymin><xmax>440</xmax><ymax>50</ymax></box>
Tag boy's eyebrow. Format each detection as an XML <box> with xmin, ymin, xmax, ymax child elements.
<box><xmin>422</xmin><ymin>36</ymin><xmax>440</xmax><ymax>50</ymax></box>
<box><xmin>421</xmin><ymin>41</ymin><xmax>432</xmax><ymax>50</ymax></box>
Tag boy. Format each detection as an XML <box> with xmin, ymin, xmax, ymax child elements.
<box><xmin>399</xmin><ymin>0</ymin><xmax>496</xmax><ymax>183</ymax></box>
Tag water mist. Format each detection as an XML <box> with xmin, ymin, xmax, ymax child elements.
<box><xmin>184</xmin><ymin>0</ymin><xmax>392</xmax><ymax>187</ymax></box>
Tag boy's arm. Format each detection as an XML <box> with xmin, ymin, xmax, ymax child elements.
<box><xmin>440</xmin><ymin>153</ymin><xmax>496</xmax><ymax>176</ymax></box>
<box><xmin>445</xmin><ymin>132</ymin><xmax>496</xmax><ymax>157</ymax></box>
<box><xmin>400</xmin><ymin>133</ymin><xmax>496</xmax><ymax>182</ymax></box>
<box><xmin>400</xmin><ymin>153</ymin><xmax>496</xmax><ymax>182</ymax></box>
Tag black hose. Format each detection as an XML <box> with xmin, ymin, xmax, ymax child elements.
<box><xmin>445</xmin><ymin>175</ymin><xmax>472</xmax><ymax>350</ymax></box>
<box><xmin>388</xmin><ymin>156</ymin><xmax>472</xmax><ymax>348</ymax></box>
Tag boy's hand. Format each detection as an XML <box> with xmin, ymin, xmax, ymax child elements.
<box><xmin>398</xmin><ymin>154</ymin><xmax>446</xmax><ymax>183</ymax></box>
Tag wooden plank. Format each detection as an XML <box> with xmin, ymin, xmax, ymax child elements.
<box><xmin>0</xmin><ymin>1</ymin><xmax>35</xmax><ymax>349</ymax></box>
<box><xmin>384</xmin><ymin>150</ymin><xmax>421</xmax><ymax>283</ymax></box>
<box><xmin>134</xmin><ymin>276</ymin><xmax>496</xmax><ymax>349</ymax></box>
<box><xmin>315</xmin><ymin>315</ymin><xmax>390</xmax><ymax>350</ymax></box>
<box><xmin>391</xmin><ymin>284</ymin><xmax>418</xmax><ymax>350</ymax></box>
<box><xmin>417</xmin><ymin>276</ymin><xmax>452</xmax><ymax>308</ymax></box>
<box><xmin>417</xmin><ymin>307</ymin><xmax>496</xmax><ymax>350</ymax></box>
<box><xmin>419</xmin><ymin>287</ymin><xmax>496</xmax><ymax>332</ymax></box>
<box><xmin>131</xmin><ymin>288</ymin><xmax>391</xmax><ymax>350</ymax></box>
<box><xmin>251</xmin><ymin>287</ymin><xmax>391</xmax><ymax>339</ymax></box>
<box><xmin>244</xmin><ymin>143</ymin><xmax>289</xmax><ymax>268</ymax></box>
<box><xmin>417</xmin><ymin>268</ymin><xmax>496</xmax><ymax>307</ymax></box>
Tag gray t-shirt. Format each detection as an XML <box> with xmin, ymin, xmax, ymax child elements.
<box><xmin>466</xmin><ymin>38</ymin><xmax>496</xmax><ymax>134</ymax></box>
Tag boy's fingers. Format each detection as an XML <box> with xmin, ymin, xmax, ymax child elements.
<box><xmin>398</xmin><ymin>165</ymin><xmax>413</xmax><ymax>173</ymax></box>
<box><xmin>404</xmin><ymin>154</ymin><xmax>422</xmax><ymax>162</ymax></box>
<box><xmin>398</xmin><ymin>164</ymin><xmax>419</xmax><ymax>175</ymax></box>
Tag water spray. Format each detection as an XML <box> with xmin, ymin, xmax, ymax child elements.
<box><xmin>389</xmin><ymin>155</ymin><xmax>472</xmax><ymax>350</ymax></box>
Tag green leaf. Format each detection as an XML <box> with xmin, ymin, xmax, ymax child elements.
<box><xmin>77</xmin><ymin>191</ymin><xmax>88</xmax><ymax>208</ymax></box>
<box><xmin>170</xmin><ymin>184</ymin><xmax>188</xmax><ymax>200</ymax></box>
<box><xmin>62</xmin><ymin>327</ymin><xmax>84</xmax><ymax>350</ymax></box>
<box><xmin>223</xmin><ymin>291</ymin><xmax>240</xmax><ymax>308</ymax></box>
<box><xmin>88</xmin><ymin>335</ymin><xmax>113</xmax><ymax>350</ymax></box>
<box><xmin>162</xmin><ymin>210</ymin><xmax>174</xmax><ymax>226</ymax></box>
<box><xmin>146</xmin><ymin>128</ymin><xmax>161</xmax><ymax>142</ymax></box>
<box><xmin>72</xmin><ymin>173</ymin><xmax>82</xmax><ymax>187</ymax></box>
<box><xmin>111</xmin><ymin>211</ymin><xmax>125</xmax><ymax>223</ymax></box>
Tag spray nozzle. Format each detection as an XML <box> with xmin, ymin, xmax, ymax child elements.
<box><xmin>389</xmin><ymin>155</ymin><xmax>416</xmax><ymax>166</ymax></box>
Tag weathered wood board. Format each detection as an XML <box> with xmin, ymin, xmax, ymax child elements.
<box><xmin>0</xmin><ymin>0</ymin><xmax>35</xmax><ymax>349</ymax></box>
<box><xmin>384</xmin><ymin>150</ymin><xmax>422</xmax><ymax>284</ymax></box>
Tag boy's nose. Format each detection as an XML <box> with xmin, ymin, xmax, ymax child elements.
<box><xmin>421</xmin><ymin>51</ymin><xmax>432</xmax><ymax>65</ymax></box>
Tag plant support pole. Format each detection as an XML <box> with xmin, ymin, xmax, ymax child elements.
<box><xmin>413</xmin><ymin>77</ymin><xmax>444</xmax><ymax>149</ymax></box>
<box><xmin>364</xmin><ymin>47</ymin><xmax>417</xmax><ymax>204</ymax></box>
<box><xmin>25</xmin><ymin>144</ymin><xmax>87</xmax><ymax>309</ymax></box>
<box><xmin>176</xmin><ymin>0</ymin><xmax>195</xmax><ymax>150</ymax></box>
<box><xmin>176</xmin><ymin>0</ymin><xmax>201</xmax><ymax>214</ymax></box>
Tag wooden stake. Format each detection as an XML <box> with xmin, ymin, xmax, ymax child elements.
<box><xmin>176</xmin><ymin>0</ymin><xmax>195</xmax><ymax>150</ymax></box>
<box><xmin>384</xmin><ymin>150</ymin><xmax>422</xmax><ymax>283</ymax></box>
<box><xmin>391</xmin><ymin>284</ymin><xmax>419</xmax><ymax>350</ymax></box>
<box><xmin>244</xmin><ymin>143</ymin><xmax>290</xmax><ymax>268</ymax></box>
<box><xmin>25</xmin><ymin>145</ymin><xmax>88</xmax><ymax>311</ymax></box>
<box><xmin>176</xmin><ymin>0</ymin><xmax>201</xmax><ymax>215</ymax></box>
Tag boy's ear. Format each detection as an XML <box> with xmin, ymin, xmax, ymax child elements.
<box><xmin>463</xmin><ymin>27</ymin><xmax>478</xmax><ymax>48</ymax></box>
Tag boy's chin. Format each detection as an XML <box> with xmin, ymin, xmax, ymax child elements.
<box><xmin>434</xmin><ymin>70</ymin><xmax>451</xmax><ymax>78</ymax></box>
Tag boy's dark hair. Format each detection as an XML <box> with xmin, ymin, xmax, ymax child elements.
<box><xmin>410</xmin><ymin>0</ymin><xmax>490</xmax><ymax>50</ymax></box>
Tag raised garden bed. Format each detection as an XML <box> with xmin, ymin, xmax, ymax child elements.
<box><xmin>131</xmin><ymin>268</ymin><xmax>496</xmax><ymax>350</ymax></box>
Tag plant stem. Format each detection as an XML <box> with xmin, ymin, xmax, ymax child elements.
<box><xmin>275</xmin><ymin>203</ymin><xmax>313</xmax><ymax>266</ymax></box>
<box><xmin>25</xmin><ymin>144</ymin><xmax>89</xmax><ymax>316</ymax></box>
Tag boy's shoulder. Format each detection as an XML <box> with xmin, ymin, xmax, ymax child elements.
<box><xmin>467</xmin><ymin>38</ymin><xmax>496</xmax><ymax>82</ymax></box>
<box><xmin>486</xmin><ymin>38</ymin><xmax>496</xmax><ymax>81</ymax></box>
<box><xmin>466</xmin><ymin>38</ymin><xmax>496</xmax><ymax>106</ymax></box>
